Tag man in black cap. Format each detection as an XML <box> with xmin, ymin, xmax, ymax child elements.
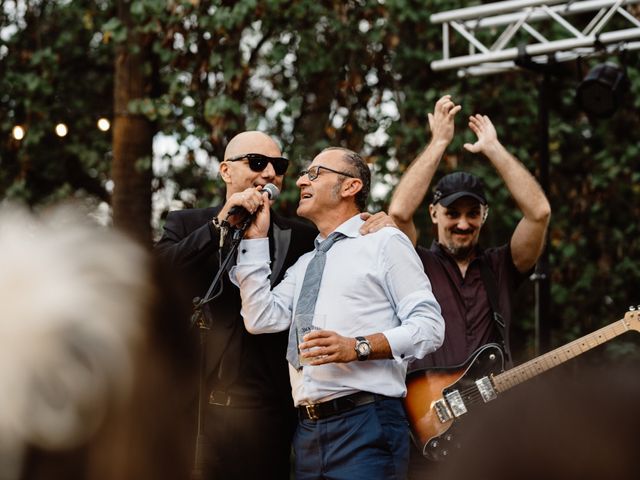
<box><xmin>389</xmin><ymin>96</ymin><xmax>551</xmax><ymax>477</ymax></box>
<box><xmin>390</xmin><ymin>95</ymin><xmax>551</xmax><ymax>365</ymax></box>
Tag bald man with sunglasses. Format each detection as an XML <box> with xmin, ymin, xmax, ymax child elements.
<box><xmin>156</xmin><ymin>131</ymin><xmax>393</xmax><ymax>480</ymax></box>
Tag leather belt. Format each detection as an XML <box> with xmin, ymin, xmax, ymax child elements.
<box><xmin>298</xmin><ymin>392</ymin><xmax>383</xmax><ymax>421</ymax></box>
<box><xmin>208</xmin><ymin>390</ymin><xmax>263</xmax><ymax>409</ymax></box>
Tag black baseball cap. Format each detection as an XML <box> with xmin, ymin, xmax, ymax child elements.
<box><xmin>432</xmin><ymin>172</ymin><xmax>487</xmax><ymax>207</ymax></box>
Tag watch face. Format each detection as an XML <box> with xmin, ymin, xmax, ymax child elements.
<box><xmin>356</xmin><ymin>339</ymin><xmax>371</xmax><ymax>358</ymax></box>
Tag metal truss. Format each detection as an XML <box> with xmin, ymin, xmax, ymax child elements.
<box><xmin>431</xmin><ymin>0</ymin><xmax>640</xmax><ymax>76</ymax></box>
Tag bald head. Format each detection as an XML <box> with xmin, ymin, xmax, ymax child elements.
<box><xmin>224</xmin><ymin>131</ymin><xmax>281</xmax><ymax>160</ymax></box>
<box><xmin>219</xmin><ymin>131</ymin><xmax>285</xmax><ymax>197</ymax></box>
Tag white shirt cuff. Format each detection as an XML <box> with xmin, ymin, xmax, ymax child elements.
<box><xmin>236</xmin><ymin>238</ymin><xmax>270</xmax><ymax>265</ymax></box>
<box><xmin>382</xmin><ymin>327</ymin><xmax>414</xmax><ymax>363</ymax></box>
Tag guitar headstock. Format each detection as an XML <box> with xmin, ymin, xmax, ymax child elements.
<box><xmin>623</xmin><ymin>307</ymin><xmax>640</xmax><ymax>332</ymax></box>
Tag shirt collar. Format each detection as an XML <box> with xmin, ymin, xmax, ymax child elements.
<box><xmin>314</xmin><ymin>214</ymin><xmax>363</xmax><ymax>248</ymax></box>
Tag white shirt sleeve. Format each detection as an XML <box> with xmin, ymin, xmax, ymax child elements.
<box><xmin>378</xmin><ymin>232</ymin><xmax>445</xmax><ymax>362</ymax></box>
<box><xmin>229</xmin><ymin>237</ymin><xmax>298</xmax><ymax>334</ymax></box>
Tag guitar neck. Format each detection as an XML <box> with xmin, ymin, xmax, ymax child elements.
<box><xmin>492</xmin><ymin>318</ymin><xmax>629</xmax><ymax>392</ymax></box>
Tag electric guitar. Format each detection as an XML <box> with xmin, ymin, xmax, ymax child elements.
<box><xmin>403</xmin><ymin>308</ymin><xmax>640</xmax><ymax>461</ymax></box>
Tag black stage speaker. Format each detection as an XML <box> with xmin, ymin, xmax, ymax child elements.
<box><xmin>576</xmin><ymin>62</ymin><xmax>629</xmax><ymax>118</ymax></box>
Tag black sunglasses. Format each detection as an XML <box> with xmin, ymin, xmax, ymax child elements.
<box><xmin>226</xmin><ymin>153</ymin><xmax>289</xmax><ymax>176</ymax></box>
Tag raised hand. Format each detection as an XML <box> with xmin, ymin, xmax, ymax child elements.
<box><xmin>428</xmin><ymin>94</ymin><xmax>462</xmax><ymax>147</ymax></box>
<box><xmin>463</xmin><ymin>114</ymin><xmax>499</xmax><ymax>154</ymax></box>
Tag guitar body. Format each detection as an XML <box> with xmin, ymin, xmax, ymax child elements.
<box><xmin>403</xmin><ymin>310</ymin><xmax>640</xmax><ymax>461</ymax></box>
<box><xmin>403</xmin><ymin>343</ymin><xmax>505</xmax><ymax>461</ymax></box>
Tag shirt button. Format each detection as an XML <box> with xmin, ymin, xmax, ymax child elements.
<box><xmin>241</xmin><ymin>249</ymin><xmax>247</xmax><ymax>254</ymax></box>
<box><xmin>400</xmin><ymin>354</ymin><xmax>405</xmax><ymax>359</ymax></box>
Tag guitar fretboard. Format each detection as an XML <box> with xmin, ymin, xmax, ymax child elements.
<box><xmin>492</xmin><ymin>318</ymin><xmax>630</xmax><ymax>392</ymax></box>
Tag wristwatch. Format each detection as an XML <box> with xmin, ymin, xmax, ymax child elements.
<box><xmin>354</xmin><ymin>336</ymin><xmax>372</xmax><ymax>361</ymax></box>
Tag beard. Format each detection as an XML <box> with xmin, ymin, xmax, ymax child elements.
<box><xmin>443</xmin><ymin>242</ymin><xmax>476</xmax><ymax>261</ymax></box>
<box><xmin>442</xmin><ymin>228</ymin><xmax>478</xmax><ymax>261</ymax></box>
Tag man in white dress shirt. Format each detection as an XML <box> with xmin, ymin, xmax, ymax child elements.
<box><xmin>232</xmin><ymin>147</ymin><xmax>444</xmax><ymax>480</ymax></box>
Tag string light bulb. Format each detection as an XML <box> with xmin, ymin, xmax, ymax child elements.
<box><xmin>12</xmin><ymin>125</ymin><xmax>25</xmax><ymax>140</ymax></box>
<box><xmin>55</xmin><ymin>123</ymin><xmax>68</xmax><ymax>137</ymax></box>
<box><xmin>97</xmin><ymin>118</ymin><xmax>110</xmax><ymax>132</ymax></box>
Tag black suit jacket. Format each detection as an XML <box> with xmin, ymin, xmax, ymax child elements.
<box><xmin>155</xmin><ymin>206</ymin><xmax>317</xmax><ymax>403</ymax></box>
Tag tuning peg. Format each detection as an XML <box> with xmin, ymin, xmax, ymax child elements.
<box><xmin>630</xmin><ymin>306</ymin><xmax>637</xmax><ymax>311</ymax></box>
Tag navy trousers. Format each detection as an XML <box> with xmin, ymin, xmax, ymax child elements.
<box><xmin>294</xmin><ymin>396</ymin><xmax>410</xmax><ymax>480</ymax></box>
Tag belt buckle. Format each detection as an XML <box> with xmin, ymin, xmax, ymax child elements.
<box><xmin>305</xmin><ymin>404</ymin><xmax>320</xmax><ymax>421</ymax></box>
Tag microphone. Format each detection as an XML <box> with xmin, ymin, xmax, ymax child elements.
<box><xmin>228</xmin><ymin>183</ymin><xmax>280</xmax><ymax>218</ymax></box>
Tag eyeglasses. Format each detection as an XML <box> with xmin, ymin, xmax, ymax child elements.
<box><xmin>225</xmin><ymin>153</ymin><xmax>289</xmax><ymax>176</ymax></box>
<box><xmin>298</xmin><ymin>165</ymin><xmax>356</xmax><ymax>181</ymax></box>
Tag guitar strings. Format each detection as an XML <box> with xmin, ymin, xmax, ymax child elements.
<box><xmin>449</xmin><ymin>385</ymin><xmax>485</xmax><ymax>408</ymax></box>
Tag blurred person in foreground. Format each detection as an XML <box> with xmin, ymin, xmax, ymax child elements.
<box><xmin>0</xmin><ymin>204</ymin><xmax>196</xmax><ymax>480</ymax></box>
<box><xmin>155</xmin><ymin>131</ymin><xmax>393</xmax><ymax>479</ymax></box>
<box><xmin>388</xmin><ymin>95</ymin><xmax>551</xmax><ymax>477</ymax></box>
<box><xmin>231</xmin><ymin>147</ymin><xmax>444</xmax><ymax>479</ymax></box>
